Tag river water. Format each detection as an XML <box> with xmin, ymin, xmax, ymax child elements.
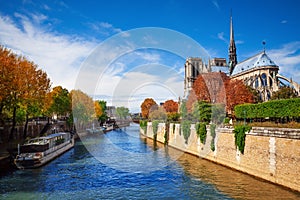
<box><xmin>0</xmin><ymin>123</ymin><xmax>299</xmax><ymax>199</ymax></box>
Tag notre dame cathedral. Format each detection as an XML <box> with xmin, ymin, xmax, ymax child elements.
<box><xmin>184</xmin><ymin>15</ymin><xmax>300</xmax><ymax>101</ymax></box>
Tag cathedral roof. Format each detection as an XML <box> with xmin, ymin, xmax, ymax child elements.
<box><xmin>231</xmin><ymin>51</ymin><xmax>278</xmax><ymax>76</ymax></box>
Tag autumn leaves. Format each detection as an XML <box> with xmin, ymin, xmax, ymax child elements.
<box><xmin>140</xmin><ymin>71</ymin><xmax>254</xmax><ymax>122</ymax></box>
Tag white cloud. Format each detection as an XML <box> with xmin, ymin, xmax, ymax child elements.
<box><xmin>281</xmin><ymin>20</ymin><xmax>288</xmax><ymax>24</ymax></box>
<box><xmin>93</xmin><ymin>62</ymin><xmax>183</xmax><ymax>112</ymax></box>
<box><xmin>268</xmin><ymin>41</ymin><xmax>300</xmax><ymax>83</ymax></box>
<box><xmin>88</xmin><ymin>21</ymin><xmax>122</xmax><ymax>36</ymax></box>
<box><xmin>0</xmin><ymin>13</ymin><xmax>96</xmax><ymax>90</ymax></box>
<box><xmin>212</xmin><ymin>0</ymin><xmax>220</xmax><ymax>10</ymax></box>
<box><xmin>76</xmin><ymin>27</ymin><xmax>203</xmax><ymax>112</ymax></box>
<box><xmin>217</xmin><ymin>32</ymin><xmax>228</xmax><ymax>44</ymax></box>
<box><xmin>134</xmin><ymin>51</ymin><xmax>161</xmax><ymax>63</ymax></box>
<box><xmin>235</xmin><ymin>40</ymin><xmax>244</xmax><ymax>45</ymax></box>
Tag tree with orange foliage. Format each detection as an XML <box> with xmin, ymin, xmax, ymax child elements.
<box><xmin>0</xmin><ymin>46</ymin><xmax>16</xmax><ymax>115</ymax></box>
<box><xmin>20</xmin><ymin>59</ymin><xmax>51</xmax><ymax>138</ymax></box>
<box><xmin>44</xmin><ymin>86</ymin><xmax>71</xmax><ymax>119</ymax></box>
<box><xmin>189</xmin><ymin>72</ymin><xmax>254</xmax><ymax>115</ymax></box>
<box><xmin>163</xmin><ymin>100</ymin><xmax>178</xmax><ymax>113</ymax></box>
<box><xmin>94</xmin><ymin>101</ymin><xmax>103</xmax><ymax>119</ymax></box>
<box><xmin>141</xmin><ymin>98</ymin><xmax>158</xmax><ymax>119</ymax></box>
<box><xmin>0</xmin><ymin>46</ymin><xmax>51</xmax><ymax>139</ymax></box>
<box><xmin>163</xmin><ymin>99</ymin><xmax>180</xmax><ymax>122</ymax></box>
<box><xmin>192</xmin><ymin>74</ymin><xmax>211</xmax><ymax>102</ymax></box>
<box><xmin>70</xmin><ymin>90</ymin><xmax>94</xmax><ymax>130</ymax></box>
<box><xmin>226</xmin><ymin>79</ymin><xmax>254</xmax><ymax>114</ymax></box>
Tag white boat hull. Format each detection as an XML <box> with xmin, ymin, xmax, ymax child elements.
<box><xmin>14</xmin><ymin>139</ymin><xmax>74</xmax><ymax>169</ymax></box>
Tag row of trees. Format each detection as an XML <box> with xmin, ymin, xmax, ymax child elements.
<box><xmin>186</xmin><ymin>72</ymin><xmax>254</xmax><ymax>114</ymax></box>
<box><xmin>140</xmin><ymin>98</ymin><xmax>179</xmax><ymax>121</ymax></box>
<box><xmin>140</xmin><ymin>72</ymin><xmax>254</xmax><ymax>123</ymax></box>
<box><xmin>0</xmin><ymin>46</ymin><xmax>124</xmax><ymax>140</ymax></box>
<box><xmin>0</xmin><ymin>46</ymin><xmax>51</xmax><ymax>139</ymax></box>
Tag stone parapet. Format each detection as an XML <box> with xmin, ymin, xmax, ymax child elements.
<box><xmin>249</xmin><ymin>127</ymin><xmax>300</xmax><ymax>139</ymax></box>
<box><xmin>140</xmin><ymin>122</ymin><xmax>300</xmax><ymax>192</ymax></box>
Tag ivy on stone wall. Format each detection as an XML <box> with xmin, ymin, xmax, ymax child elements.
<box><xmin>152</xmin><ymin>120</ymin><xmax>160</xmax><ymax>139</ymax></box>
<box><xmin>182</xmin><ymin>120</ymin><xmax>191</xmax><ymax>144</ymax></box>
<box><xmin>234</xmin><ymin>124</ymin><xmax>251</xmax><ymax>154</ymax></box>
<box><xmin>210</xmin><ymin>123</ymin><xmax>216</xmax><ymax>151</ymax></box>
<box><xmin>196</xmin><ymin>122</ymin><xmax>207</xmax><ymax>144</ymax></box>
<box><xmin>164</xmin><ymin>122</ymin><xmax>169</xmax><ymax>145</ymax></box>
<box><xmin>173</xmin><ymin>123</ymin><xmax>176</xmax><ymax>134</ymax></box>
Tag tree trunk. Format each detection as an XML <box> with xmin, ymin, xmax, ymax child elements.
<box><xmin>23</xmin><ymin>113</ymin><xmax>29</xmax><ymax>139</ymax></box>
<box><xmin>9</xmin><ymin>106</ymin><xmax>17</xmax><ymax>141</ymax></box>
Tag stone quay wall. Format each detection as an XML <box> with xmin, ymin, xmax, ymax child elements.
<box><xmin>141</xmin><ymin>122</ymin><xmax>300</xmax><ymax>192</ymax></box>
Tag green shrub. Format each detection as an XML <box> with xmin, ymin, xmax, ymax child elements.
<box><xmin>235</xmin><ymin>98</ymin><xmax>300</xmax><ymax>120</ymax></box>
<box><xmin>224</xmin><ymin>117</ymin><xmax>230</xmax><ymax>124</ymax></box>
<box><xmin>234</xmin><ymin>124</ymin><xmax>251</xmax><ymax>154</ymax></box>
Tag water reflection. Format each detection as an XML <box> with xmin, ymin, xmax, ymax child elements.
<box><xmin>145</xmin><ymin>138</ymin><xmax>300</xmax><ymax>200</ymax></box>
<box><xmin>0</xmin><ymin>124</ymin><xmax>299</xmax><ymax>200</ymax></box>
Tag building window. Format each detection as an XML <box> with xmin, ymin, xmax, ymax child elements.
<box><xmin>255</xmin><ymin>76</ymin><xmax>259</xmax><ymax>88</ymax></box>
<box><xmin>261</xmin><ymin>73</ymin><xmax>267</xmax><ymax>86</ymax></box>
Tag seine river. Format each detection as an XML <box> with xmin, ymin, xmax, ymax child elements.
<box><xmin>0</xmin><ymin>123</ymin><xmax>299</xmax><ymax>199</ymax></box>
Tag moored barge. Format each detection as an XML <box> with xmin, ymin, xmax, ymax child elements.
<box><xmin>14</xmin><ymin>132</ymin><xmax>74</xmax><ymax>169</ymax></box>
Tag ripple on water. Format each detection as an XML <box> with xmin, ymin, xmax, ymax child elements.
<box><xmin>0</xmin><ymin>125</ymin><xmax>299</xmax><ymax>199</ymax></box>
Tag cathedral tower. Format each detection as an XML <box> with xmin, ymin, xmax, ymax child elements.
<box><xmin>229</xmin><ymin>13</ymin><xmax>237</xmax><ymax>75</ymax></box>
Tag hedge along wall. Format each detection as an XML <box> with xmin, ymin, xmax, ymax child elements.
<box><xmin>234</xmin><ymin>98</ymin><xmax>300</xmax><ymax>119</ymax></box>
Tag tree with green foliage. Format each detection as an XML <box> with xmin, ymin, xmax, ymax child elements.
<box><xmin>149</xmin><ymin>107</ymin><xmax>167</xmax><ymax>121</ymax></box>
<box><xmin>45</xmin><ymin>86</ymin><xmax>71</xmax><ymax>119</ymax></box>
<box><xmin>116</xmin><ymin>106</ymin><xmax>130</xmax><ymax>120</ymax></box>
<box><xmin>192</xmin><ymin>101</ymin><xmax>212</xmax><ymax>123</ymax></box>
<box><xmin>71</xmin><ymin>90</ymin><xmax>94</xmax><ymax>130</ymax></box>
<box><xmin>97</xmin><ymin>100</ymin><xmax>108</xmax><ymax>125</ymax></box>
<box><xmin>167</xmin><ymin>112</ymin><xmax>180</xmax><ymax>122</ymax></box>
<box><xmin>271</xmin><ymin>86</ymin><xmax>298</xmax><ymax>100</ymax></box>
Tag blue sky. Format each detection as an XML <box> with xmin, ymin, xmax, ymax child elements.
<box><xmin>1</xmin><ymin>0</ymin><xmax>300</xmax><ymax>112</ymax></box>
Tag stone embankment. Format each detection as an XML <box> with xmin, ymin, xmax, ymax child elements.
<box><xmin>141</xmin><ymin>122</ymin><xmax>300</xmax><ymax>192</ymax></box>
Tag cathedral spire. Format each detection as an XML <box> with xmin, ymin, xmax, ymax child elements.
<box><xmin>229</xmin><ymin>12</ymin><xmax>237</xmax><ymax>75</ymax></box>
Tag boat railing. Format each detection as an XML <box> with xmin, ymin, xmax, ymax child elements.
<box><xmin>44</xmin><ymin>138</ymin><xmax>73</xmax><ymax>156</ymax></box>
